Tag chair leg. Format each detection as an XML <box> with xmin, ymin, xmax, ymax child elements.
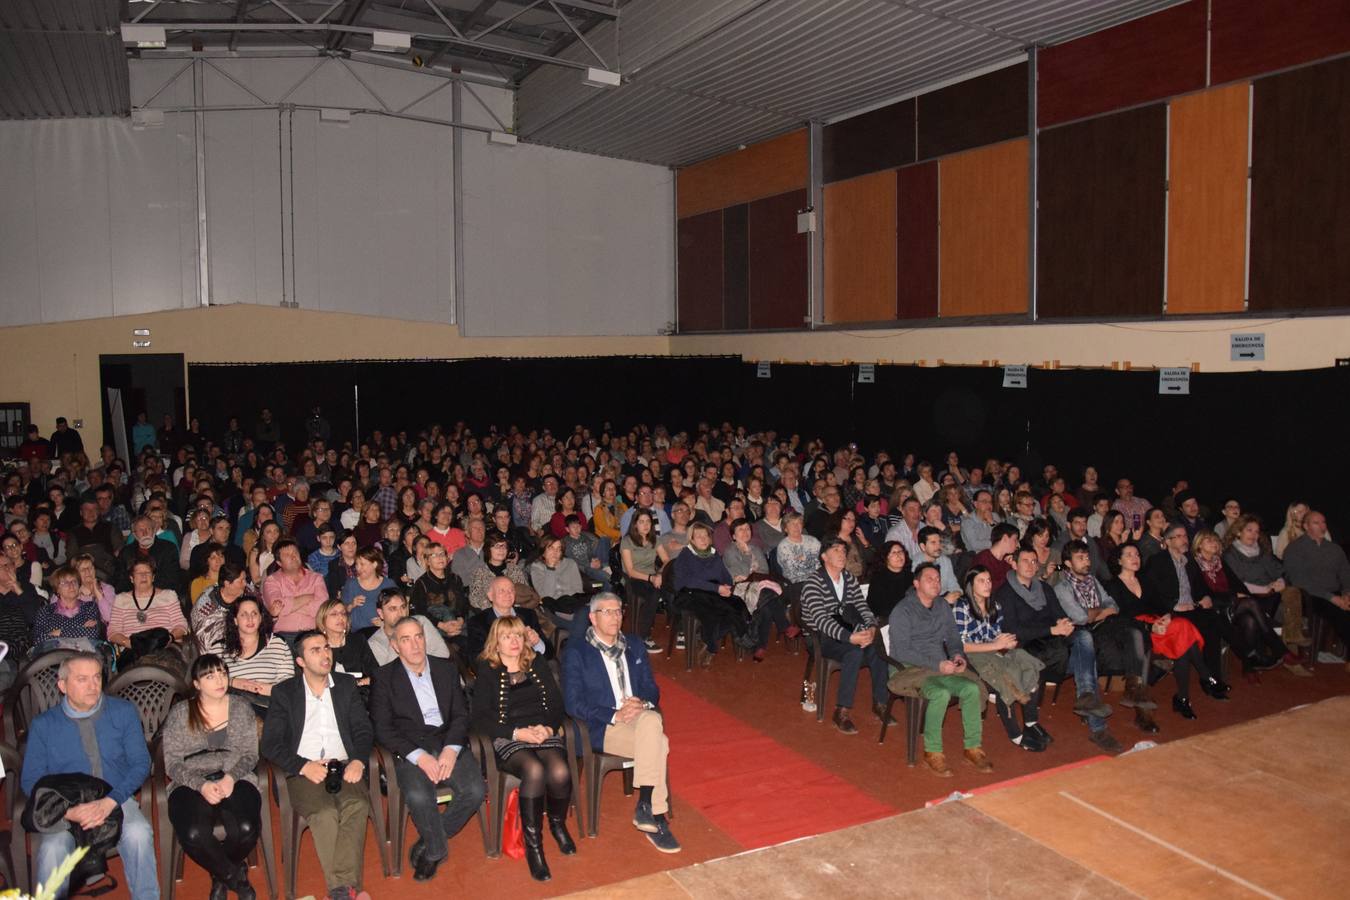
<box><xmin>254</xmin><ymin>805</ymin><xmax>278</xmax><ymax>900</ymax></box>
<box><xmin>160</xmin><ymin>833</ymin><xmax>178</xmax><ymax>900</ymax></box>
<box><xmin>815</xmin><ymin>658</ymin><xmax>830</xmax><ymax>723</ymax></box>
<box><xmin>586</xmin><ymin>759</ymin><xmax>602</xmax><ymax>838</ymax></box>
<box><xmin>904</xmin><ymin>697</ymin><xmax>926</xmax><ymax>766</ymax></box>
<box><xmin>799</xmin><ymin>642</ymin><xmax>816</xmax><ymax>703</ymax></box>
<box><xmin>877</xmin><ymin>694</ymin><xmax>899</xmax><ymax>744</ymax></box>
<box><xmin>1050</xmin><ymin>681</ymin><xmax>1062</xmax><ymax>705</ymax></box>
<box><xmin>283</xmin><ymin>813</ymin><xmax>300</xmax><ymax>900</ymax></box>
<box><xmin>365</xmin><ymin>765</ymin><xmax>390</xmax><ymax>877</ymax></box>
<box><xmin>685</xmin><ymin>614</ymin><xmax>698</xmax><ymax>672</ymax></box>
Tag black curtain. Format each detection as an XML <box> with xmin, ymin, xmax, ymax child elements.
<box><xmin>189</xmin><ymin>357</ymin><xmax>1349</xmax><ymax>534</ymax></box>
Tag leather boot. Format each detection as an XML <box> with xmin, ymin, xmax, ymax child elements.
<box><xmin>546</xmin><ymin>793</ymin><xmax>577</xmax><ymax>855</ymax></box>
<box><xmin>519</xmin><ymin>796</ymin><xmax>552</xmax><ymax>881</ymax></box>
<box><xmin>1123</xmin><ymin>676</ymin><xmax>1157</xmax><ymax>710</ymax></box>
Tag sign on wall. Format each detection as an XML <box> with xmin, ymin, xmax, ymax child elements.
<box><xmin>1159</xmin><ymin>368</ymin><xmax>1191</xmax><ymax>395</ymax></box>
<box><xmin>1230</xmin><ymin>333</ymin><xmax>1266</xmax><ymax>361</ymax></box>
<box><xmin>1002</xmin><ymin>365</ymin><xmax>1028</xmax><ymax>388</ymax></box>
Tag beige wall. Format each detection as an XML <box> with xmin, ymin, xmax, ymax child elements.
<box><xmin>6</xmin><ymin>305</ymin><xmax>1344</xmax><ymax>452</ymax></box>
<box><xmin>1</xmin><ymin>305</ymin><xmax>667</xmax><ymax>450</ymax></box>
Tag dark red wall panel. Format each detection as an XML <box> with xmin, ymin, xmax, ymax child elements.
<box><xmin>1212</xmin><ymin>0</ymin><xmax>1350</xmax><ymax>84</ymax></box>
<box><xmin>917</xmin><ymin>63</ymin><xmax>1028</xmax><ymax>160</ymax></box>
<box><xmin>1249</xmin><ymin>56</ymin><xmax>1350</xmax><ymax>310</ymax></box>
<box><xmin>1038</xmin><ymin>0</ymin><xmax>1207</xmax><ymax>127</ymax></box>
<box><xmin>677</xmin><ymin>210</ymin><xmax>724</xmax><ymax>331</ymax></box>
<box><xmin>823</xmin><ymin>98</ymin><xmax>916</xmax><ymax>184</ymax></box>
<box><xmin>1037</xmin><ymin>105</ymin><xmax>1167</xmax><ymax>318</ymax></box>
<box><xmin>895</xmin><ymin>162</ymin><xmax>938</xmax><ymax>320</ymax></box>
<box><xmin>722</xmin><ymin>204</ymin><xmax>750</xmax><ymax>331</ymax></box>
<box><xmin>748</xmin><ymin>189</ymin><xmax>809</xmax><ymax>329</ymax></box>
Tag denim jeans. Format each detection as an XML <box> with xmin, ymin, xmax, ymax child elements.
<box><xmin>36</xmin><ymin>797</ymin><xmax>158</xmax><ymax>900</ymax></box>
<box><xmin>818</xmin><ymin>634</ymin><xmax>889</xmax><ymax>710</ymax></box>
<box><xmin>1068</xmin><ymin>628</ymin><xmax>1107</xmax><ymax>732</ymax></box>
<box><xmin>395</xmin><ymin>747</ymin><xmax>487</xmax><ymax>863</ymax></box>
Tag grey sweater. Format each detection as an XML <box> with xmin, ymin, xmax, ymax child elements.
<box><xmin>1283</xmin><ymin>536</ymin><xmax>1350</xmax><ymax>598</ymax></box>
<box><xmin>887</xmin><ymin>594</ymin><xmax>963</xmax><ymax>670</ymax></box>
<box><xmin>161</xmin><ymin>696</ymin><xmax>260</xmax><ymax>792</ymax></box>
<box><xmin>1223</xmin><ymin>542</ymin><xmax>1283</xmax><ymax>588</ymax></box>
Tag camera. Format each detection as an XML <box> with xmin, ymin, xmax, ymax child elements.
<box><xmin>324</xmin><ymin>759</ymin><xmax>344</xmax><ymax>794</ymax></box>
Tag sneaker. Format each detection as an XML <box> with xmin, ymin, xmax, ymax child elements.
<box><xmin>644</xmin><ymin>638</ymin><xmax>662</xmax><ymax>654</ymax></box>
<box><xmin>1025</xmin><ymin>723</ymin><xmax>1054</xmax><ymax>745</ymax></box>
<box><xmin>645</xmin><ymin>815</ymin><xmax>682</xmax><ymax>853</ymax></box>
<box><xmin>632</xmin><ymin>799</ymin><xmax>658</xmax><ymax>834</ymax></box>
<box><xmin>1016</xmin><ymin>730</ymin><xmax>1046</xmax><ymax>752</ymax></box>
<box><xmin>1088</xmin><ymin>729</ymin><xmax>1125</xmax><ymax>755</ymax></box>
<box><xmin>675</xmin><ymin>632</ymin><xmax>686</xmax><ymax>650</ymax></box>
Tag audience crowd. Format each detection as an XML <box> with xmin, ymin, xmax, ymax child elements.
<box><xmin>5</xmin><ymin>410</ymin><xmax>1349</xmax><ymax>896</ymax></box>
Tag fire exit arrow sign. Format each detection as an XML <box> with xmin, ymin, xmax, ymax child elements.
<box><xmin>1230</xmin><ymin>333</ymin><xmax>1265</xmax><ymax>361</ymax></box>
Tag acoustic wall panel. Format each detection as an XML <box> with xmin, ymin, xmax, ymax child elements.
<box><xmin>722</xmin><ymin>204</ymin><xmax>750</xmax><ymax>331</ymax></box>
<box><xmin>939</xmin><ymin>139</ymin><xmax>1030</xmax><ymax>318</ymax></box>
<box><xmin>918</xmin><ymin>63</ymin><xmax>1029</xmax><ymax>161</ymax></box>
<box><xmin>1166</xmin><ymin>84</ymin><xmax>1250</xmax><ymax>315</ymax></box>
<box><xmin>895</xmin><ymin>162</ymin><xmax>939</xmax><ymax>321</ymax></box>
<box><xmin>1038</xmin><ymin>0</ymin><xmax>1207</xmax><ymax>127</ymax></box>
<box><xmin>677</xmin><ymin>129</ymin><xmax>807</xmax><ymax>219</ymax></box>
<box><xmin>1211</xmin><ymin>0</ymin><xmax>1350</xmax><ymax>85</ymax></box>
<box><xmin>747</xmin><ymin>189</ymin><xmax>809</xmax><ymax>329</ymax></box>
<box><xmin>824</xmin><ymin>170</ymin><xmax>897</xmax><ymax>324</ymax></box>
<box><xmin>1038</xmin><ymin>105</ymin><xmax>1167</xmax><ymax>318</ymax></box>
<box><xmin>1249</xmin><ymin>56</ymin><xmax>1350</xmax><ymax>311</ymax></box>
<box><xmin>677</xmin><ymin>210</ymin><xmax>724</xmax><ymax>331</ymax></box>
<box><xmin>823</xmin><ymin>99</ymin><xmax>916</xmax><ymax>184</ymax></box>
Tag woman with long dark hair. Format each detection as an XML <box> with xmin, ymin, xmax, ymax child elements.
<box><xmin>221</xmin><ymin>596</ymin><xmax>293</xmax><ymax>705</ymax></box>
<box><xmin>162</xmin><ymin>653</ymin><xmax>263</xmax><ymax>900</ymax></box>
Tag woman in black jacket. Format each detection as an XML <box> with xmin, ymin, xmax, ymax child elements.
<box><xmin>471</xmin><ymin>616</ymin><xmax>573</xmax><ymax>882</ymax></box>
<box><xmin>866</xmin><ymin>541</ymin><xmax>914</xmax><ymax>620</ymax></box>
<box><xmin>1192</xmin><ymin>530</ymin><xmax>1286</xmax><ymax>675</ymax></box>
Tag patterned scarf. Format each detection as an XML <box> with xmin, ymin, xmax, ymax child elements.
<box><xmin>585</xmin><ymin>626</ymin><xmax>629</xmax><ymax>699</ymax></box>
<box><xmin>1066</xmin><ymin>570</ymin><xmax>1102</xmax><ymax>610</ymax></box>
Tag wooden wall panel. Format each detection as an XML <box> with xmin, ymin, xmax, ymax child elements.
<box><xmin>1038</xmin><ymin>105</ymin><xmax>1167</xmax><ymax>318</ymax></box>
<box><xmin>748</xmin><ymin>189</ymin><xmax>809</xmax><ymax>329</ymax></box>
<box><xmin>1212</xmin><ymin>0</ymin><xmax>1350</xmax><ymax>85</ymax></box>
<box><xmin>677</xmin><ymin>210</ymin><xmax>724</xmax><ymax>331</ymax></box>
<box><xmin>722</xmin><ymin>204</ymin><xmax>750</xmax><ymax>330</ymax></box>
<box><xmin>1038</xmin><ymin>0</ymin><xmax>1207</xmax><ymax>127</ymax></box>
<box><xmin>1166</xmin><ymin>84</ymin><xmax>1250</xmax><ymax>315</ymax></box>
<box><xmin>1250</xmin><ymin>56</ymin><xmax>1350</xmax><ymax>311</ymax></box>
<box><xmin>824</xmin><ymin>170</ymin><xmax>898</xmax><ymax>324</ymax></box>
<box><xmin>918</xmin><ymin>63</ymin><xmax>1028</xmax><ymax>160</ymax></box>
<box><xmin>939</xmin><ymin>139</ymin><xmax>1030</xmax><ymax>317</ymax></box>
<box><xmin>677</xmin><ymin>130</ymin><xmax>807</xmax><ymax>219</ymax></box>
<box><xmin>823</xmin><ymin>99</ymin><xmax>916</xmax><ymax>184</ymax></box>
<box><xmin>895</xmin><ymin>163</ymin><xmax>939</xmax><ymax>320</ymax></box>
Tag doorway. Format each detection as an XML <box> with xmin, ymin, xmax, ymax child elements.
<box><xmin>100</xmin><ymin>354</ymin><xmax>186</xmax><ymax>461</ymax></box>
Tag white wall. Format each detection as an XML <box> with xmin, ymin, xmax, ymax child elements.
<box><xmin>0</xmin><ymin>56</ymin><xmax>674</xmax><ymax>335</ymax></box>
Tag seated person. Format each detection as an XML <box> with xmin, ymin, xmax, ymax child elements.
<box><xmin>340</xmin><ymin>548</ymin><xmax>395</xmax><ymax>633</ymax></box>
<box><xmin>221</xmin><ymin>597</ymin><xmax>295</xmax><ymax>706</ymax></box>
<box><xmin>467</xmin><ymin>534</ymin><xmax>530</xmax><ymax>611</ymax></box>
<box><xmin>108</xmin><ymin>558</ymin><xmax>188</xmax><ymax>660</ymax></box>
<box><xmin>561</xmin><ymin>515</ymin><xmax>610</xmax><ymax>590</ymax></box>
<box><xmin>671</xmin><ymin>522</ymin><xmax>750</xmax><ymax>667</ymax></box>
<box><xmin>1140</xmin><ymin>523</ymin><xmax>1235</xmax><ymax>691</ymax></box>
<box><xmin>450</xmin><ymin>519</ymin><xmax>488</xmax><ymax>585</ymax></box>
<box><xmin>261</xmin><ymin>540</ymin><xmax>329</xmax><ymax>642</ymax></box>
<box><xmin>409</xmin><ymin>544</ymin><xmax>469</xmax><ymax>650</ymax></box>
<box><xmin>865</xmin><ymin>541</ymin><xmax>914</xmax><ymax>621</ymax></box>
<box><xmin>888</xmin><ymin>563</ymin><xmax>992</xmax><ymax>777</ymax></box>
<box><xmin>1223</xmin><ymin>513</ymin><xmax>1309</xmax><ymax>655</ymax></box>
<box><xmin>21</xmin><ymin>652</ymin><xmax>157</xmax><ymax>899</ymax></box>
<box><xmin>260</xmin><ymin>631</ymin><xmax>374</xmax><ymax>900</ymax></box>
<box><xmin>1193</xmin><ymin>529</ymin><xmax>1286</xmax><ymax>674</ymax></box>
<box><xmin>972</xmin><ymin>523</ymin><xmax>1020</xmax><ymax>592</ymax></box>
<box><xmin>316</xmin><ymin>599</ymin><xmax>378</xmax><ymax>686</ymax></box>
<box><xmin>723</xmin><ymin>517</ymin><xmax>794</xmax><ymax>661</ymax></box>
<box><xmin>73</xmin><ymin>552</ymin><xmax>116</xmax><ymax>623</ymax></box>
<box><xmin>471</xmin><ymin>616</ymin><xmax>575</xmax><ymax>882</ymax></box>
<box><xmin>162</xmin><ymin>654</ymin><xmax>263</xmax><ymax>900</ymax></box>
<box><xmin>33</xmin><ymin>564</ymin><xmax>104</xmax><ymax>653</ymax></box>
<box><xmin>115</xmin><ymin>514</ymin><xmax>181</xmax><ymax>592</ymax></box>
<box><xmin>194</xmin><ymin>561</ymin><xmax>250</xmax><ymax>655</ymax></box>
<box><xmin>370</xmin><ymin>617</ymin><xmax>487</xmax><ymax>883</ymax></box>
<box><xmin>1280</xmin><ymin>510</ymin><xmax>1350</xmax><ymax>665</ymax></box>
<box><xmin>913</xmin><ymin>526</ymin><xmax>961</xmax><ymax>600</ymax></box>
<box><xmin>367</xmin><ymin>588</ymin><xmax>451</xmax><ymax>667</ymax></box>
<box><xmin>1053</xmin><ymin>540</ymin><xmax>1158</xmax><ymax>734</ymax></box>
<box><xmin>799</xmin><ymin>538</ymin><xmax>888</xmax><ymax>735</ymax></box>
<box><xmin>954</xmin><ymin>565</ymin><xmax>1047</xmax><ymax>752</ymax></box>
<box><xmin>562</xmin><ymin>593</ymin><xmax>679</xmax><ymax>853</ymax></box>
<box><xmin>528</xmin><ymin>535</ymin><xmax>587</xmax><ymax>618</ymax></box>
<box><xmin>620</xmin><ymin>510</ymin><xmax>670</xmax><ymax>650</ymax></box>
<box><xmin>306</xmin><ymin>523</ymin><xmax>342</xmax><ymax>578</ymax></box>
<box><xmin>1106</xmin><ymin>544</ymin><xmax>1222</xmax><ymax>720</ymax></box>
<box><xmin>995</xmin><ymin>547</ymin><xmax>1123</xmax><ymax>754</ymax></box>
<box><xmin>467</xmin><ymin>577</ymin><xmax>547</xmax><ymax>662</ymax></box>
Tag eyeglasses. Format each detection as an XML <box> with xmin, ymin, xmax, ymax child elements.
<box><xmin>592</xmin><ymin>608</ymin><xmax>623</xmax><ymax>617</ymax></box>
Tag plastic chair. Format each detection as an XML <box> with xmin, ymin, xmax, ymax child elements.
<box><xmin>2</xmin><ymin>649</ymin><xmax>77</xmax><ymax>747</ymax></box>
<box><xmin>0</xmin><ymin>742</ymin><xmax>28</xmax><ymax>893</ymax></box>
<box><xmin>373</xmin><ymin>744</ymin><xmax>489</xmax><ymax>876</ymax></box>
<box><xmin>470</xmin><ymin>725</ymin><xmax>583</xmax><ymax>857</ymax></box>
<box><xmin>798</xmin><ymin>629</ymin><xmax>841</xmax><ymax>721</ymax></box>
<box><xmin>571</xmin><ymin>716</ymin><xmax>673</xmax><ymax>838</ymax></box>
<box><xmin>107</xmin><ymin>664</ymin><xmax>190</xmax><ymax>745</ymax></box>
<box><xmin>272</xmin><ymin>750</ymin><xmax>389</xmax><ymax>899</ymax></box>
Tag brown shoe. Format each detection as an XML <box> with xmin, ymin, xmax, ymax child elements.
<box><xmin>962</xmin><ymin>747</ymin><xmax>994</xmax><ymax>774</ymax></box>
<box><xmin>872</xmin><ymin>702</ymin><xmax>890</xmax><ymax>721</ymax></box>
<box><xmin>923</xmin><ymin>752</ymin><xmax>953</xmax><ymax>777</ymax></box>
<box><xmin>832</xmin><ymin>707</ymin><xmax>858</xmax><ymax>735</ymax></box>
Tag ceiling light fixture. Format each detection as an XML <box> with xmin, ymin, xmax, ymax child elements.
<box><xmin>120</xmin><ymin>24</ymin><xmax>166</xmax><ymax>48</ymax></box>
<box><xmin>583</xmin><ymin>67</ymin><xmax>620</xmax><ymax>88</ymax></box>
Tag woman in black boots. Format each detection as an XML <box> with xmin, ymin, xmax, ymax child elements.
<box><xmin>473</xmin><ymin>616</ymin><xmax>575</xmax><ymax>881</ymax></box>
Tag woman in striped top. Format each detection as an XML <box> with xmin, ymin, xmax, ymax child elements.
<box><xmin>221</xmin><ymin>596</ymin><xmax>294</xmax><ymax>704</ymax></box>
<box><xmin>108</xmin><ymin>558</ymin><xmax>188</xmax><ymax>652</ymax></box>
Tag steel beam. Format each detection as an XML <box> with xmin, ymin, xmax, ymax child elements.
<box><xmin>808</xmin><ymin>120</ymin><xmax>824</xmax><ymax>327</ymax></box>
<box><xmin>451</xmin><ymin>80</ymin><xmax>465</xmax><ymax>329</ymax></box>
<box><xmin>193</xmin><ymin>59</ymin><xmax>212</xmax><ymax>308</ymax></box>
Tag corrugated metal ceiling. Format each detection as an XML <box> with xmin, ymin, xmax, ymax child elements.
<box><xmin>518</xmin><ymin>0</ymin><xmax>1189</xmax><ymax>166</ymax></box>
<box><xmin>0</xmin><ymin>0</ymin><xmax>128</xmax><ymax>119</ymax></box>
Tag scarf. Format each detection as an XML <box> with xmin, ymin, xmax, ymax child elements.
<box><xmin>1006</xmin><ymin>575</ymin><xmax>1045</xmax><ymax>610</ymax></box>
<box><xmin>1066</xmin><ymin>571</ymin><xmax>1102</xmax><ymax>610</ymax></box>
<box><xmin>1197</xmin><ymin>555</ymin><xmax>1228</xmax><ymax>591</ymax></box>
<box><xmin>63</xmin><ymin>696</ymin><xmax>106</xmax><ymax>779</ymax></box>
<box><xmin>585</xmin><ymin>626</ymin><xmax>629</xmax><ymax>700</ymax></box>
<box><xmin>1232</xmin><ymin>539</ymin><xmax>1259</xmax><ymax>559</ymax></box>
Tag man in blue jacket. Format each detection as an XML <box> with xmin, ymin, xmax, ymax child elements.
<box><xmin>562</xmin><ymin>592</ymin><xmax>680</xmax><ymax>853</ymax></box>
<box><xmin>21</xmin><ymin>651</ymin><xmax>157</xmax><ymax>898</ymax></box>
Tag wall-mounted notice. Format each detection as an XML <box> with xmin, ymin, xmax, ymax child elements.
<box><xmin>1002</xmin><ymin>365</ymin><xmax>1028</xmax><ymax>389</ymax></box>
<box><xmin>756</xmin><ymin>361</ymin><xmax>771</xmax><ymax>378</ymax></box>
<box><xmin>857</xmin><ymin>364</ymin><xmax>875</xmax><ymax>384</ymax></box>
<box><xmin>1230</xmin><ymin>332</ymin><xmax>1265</xmax><ymax>361</ymax></box>
<box><xmin>1159</xmin><ymin>368</ymin><xmax>1191</xmax><ymax>395</ymax></box>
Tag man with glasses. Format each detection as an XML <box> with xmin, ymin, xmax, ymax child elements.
<box><xmin>1141</xmin><ymin>522</ymin><xmax>1234</xmax><ymax>694</ymax></box>
<box><xmin>562</xmin><ymin>592</ymin><xmax>679</xmax><ymax>852</ymax></box>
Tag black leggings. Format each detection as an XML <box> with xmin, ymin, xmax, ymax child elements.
<box><xmin>168</xmin><ymin>781</ymin><xmax>262</xmax><ymax>882</ymax></box>
<box><xmin>994</xmin><ymin>685</ymin><xmax>1044</xmax><ymax>739</ymax></box>
<box><xmin>496</xmin><ymin>746</ymin><xmax>571</xmax><ymax>800</ymax></box>
<box><xmin>673</xmin><ymin>588</ymin><xmax>747</xmax><ymax>652</ymax></box>
<box><xmin>1148</xmin><ymin>643</ymin><xmax>1211</xmax><ymax>700</ymax></box>
<box><xmin>749</xmin><ymin>593</ymin><xmax>791</xmax><ymax>650</ymax></box>
<box><xmin>1231</xmin><ymin>597</ymin><xmax>1287</xmax><ymax>669</ymax></box>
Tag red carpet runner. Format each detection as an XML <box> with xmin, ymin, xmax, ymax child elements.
<box><xmin>656</xmin><ymin>675</ymin><xmax>896</xmax><ymax>849</ymax></box>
